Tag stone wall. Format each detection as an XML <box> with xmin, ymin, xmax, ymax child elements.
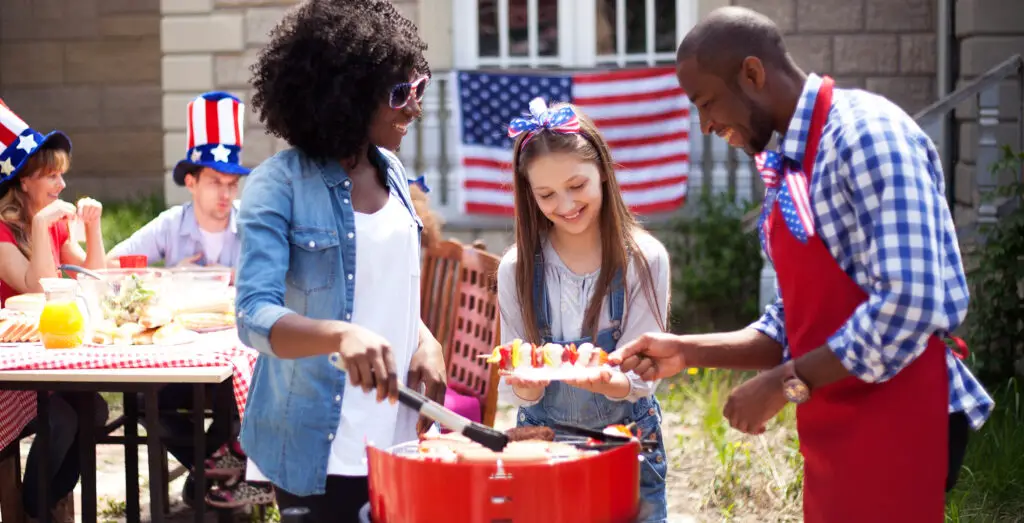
<box><xmin>0</xmin><ymin>0</ymin><xmax>163</xmax><ymax>201</ymax></box>
<box><xmin>951</xmin><ymin>0</ymin><xmax>1024</xmax><ymax>233</ymax></box>
<box><xmin>160</xmin><ymin>0</ymin><xmax>420</xmax><ymax>205</ymax></box>
<box><xmin>724</xmin><ymin>0</ymin><xmax>938</xmax><ymax>113</ymax></box>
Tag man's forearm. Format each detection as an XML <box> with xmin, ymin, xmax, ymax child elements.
<box><xmin>688</xmin><ymin>328</ymin><xmax>785</xmax><ymax>370</ymax></box>
<box><xmin>793</xmin><ymin>344</ymin><xmax>853</xmax><ymax>390</ymax></box>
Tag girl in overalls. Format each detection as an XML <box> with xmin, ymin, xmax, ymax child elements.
<box><xmin>496</xmin><ymin>99</ymin><xmax>671</xmax><ymax>522</ymax></box>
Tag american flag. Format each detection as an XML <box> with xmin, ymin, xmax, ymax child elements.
<box><xmin>456</xmin><ymin>67</ymin><xmax>690</xmax><ymax>216</ymax></box>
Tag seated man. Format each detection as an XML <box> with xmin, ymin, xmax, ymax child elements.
<box><xmin>109</xmin><ymin>91</ymin><xmax>251</xmax><ymax>505</ymax></box>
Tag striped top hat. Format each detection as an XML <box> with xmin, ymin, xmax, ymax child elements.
<box><xmin>173</xmin><ymin>91</ymin><xmax>251</xmax><ymax>185</ymax></box>
<box><xmin>0</xmin><ymin>98</ymin><xmax>72</xmax><ymax>198</ymax></box>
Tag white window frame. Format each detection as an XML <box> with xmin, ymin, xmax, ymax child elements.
<box><xmin>451</xmin><ymin>0</ymin><xmax>699</xmax><ymax>69</ymax></box>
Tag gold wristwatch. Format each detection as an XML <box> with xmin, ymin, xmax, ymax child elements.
<box><xmin>781</xmin><ymin>360</ymin><xmax>810</xmax><ymax>404</ymax></box>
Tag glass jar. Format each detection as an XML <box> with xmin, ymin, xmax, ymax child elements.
<box><xmin>37</xmin><ymin>278</ymin><xmax>89</xmax><ymax>349</ymax></box>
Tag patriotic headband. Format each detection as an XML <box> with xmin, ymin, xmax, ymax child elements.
<box><xmin>508</xmin><ymin>97</ymin><xmax>581</xmax><ymax>149</ymax></box>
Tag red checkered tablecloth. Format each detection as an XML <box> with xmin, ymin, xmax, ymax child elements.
<box><xmin>0</xmin><ymin>331</ymin><xmax>258</xmax><ymax>452</ymax></box>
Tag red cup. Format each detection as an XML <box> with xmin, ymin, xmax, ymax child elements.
<box><xmin>118</xmin><ymin>255</ymin><xmax>148</xmax><ymax>268</ymax></box>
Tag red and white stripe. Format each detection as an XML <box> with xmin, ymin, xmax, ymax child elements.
<box><xmin>0</xmin><ymin>101</ymin><xmax>30</xmax><ymax>157</ymax></box>
<box><xmin>187</xmin><ymin>96</ymin><xmax>244</xmax><ymax>150</ymax></box>
<box><xmin>463</xmin><ymin>67</ymin><xmax>689</xmax><ymax>216</ymax></box>
<box><xmin>784</xmin><ymin>167</ymin><xmax>816</xmax><ymax>237</ymax></box>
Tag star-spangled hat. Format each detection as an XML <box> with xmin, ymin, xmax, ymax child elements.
<box><xmin>0</xmin><ymin>98</ymin><xmax>72</xmax><ymax>198</ymax></box>
<box><xmin>173</xmin><ymin>91</ymin><xmax>251</xmax><ymax>186</ymax></box>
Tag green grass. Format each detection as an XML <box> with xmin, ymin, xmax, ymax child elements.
<box><xmin>946</xmin><ymin>379</ymin><xmax>1024</xmax><ymax>523</ymax></box>
<box><xmin>99</xmin><ymin>195</ymin><xmax>165</xmax><ymax>248</ymax></box>
<box><xmin>661</xmin><ymin>372</ymin><xmax>1024</xmax><ymax>522</ymax></box>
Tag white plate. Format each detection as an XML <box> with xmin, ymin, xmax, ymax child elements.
<box><xmin>502</xmin><ymin>365</ymin><xmax>615</xmax><ymax>381</ymax></box>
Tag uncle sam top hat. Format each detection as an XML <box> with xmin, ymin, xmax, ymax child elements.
<box><xmin>0</xmin><ymin>98</ymin><xmax>72</xmax><ymax>198</ymax></box>
<box><xmin>173</xmin><ymin>91</ymin><xmax>251</xmax><ymax>186</ymax></box>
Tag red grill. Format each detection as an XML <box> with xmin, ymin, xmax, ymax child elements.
<box><xmin>366</xmin><ymin>441</ymin><xmax>642</xmax><ymax>523</ymax></box>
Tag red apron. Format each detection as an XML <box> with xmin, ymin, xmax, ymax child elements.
<box><xmin>769</xmin><ymin>77</ymin><xmax>949</xmax><ymax>523</ymax></box>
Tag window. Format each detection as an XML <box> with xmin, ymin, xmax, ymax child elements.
<box><xmin>453</xmin><ymin>0</ymin><xmax>695</xmax><ymax>69</ymax></box>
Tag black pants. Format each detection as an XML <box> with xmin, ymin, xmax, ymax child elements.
<box><xmin>143</xmin><ymin>381</ymin><xmax>238</xmax><ymax>471</ymax></box>
<box><xmin>946</xmin><ymin>411</ymin><xmax>970</xmax><ymax>493</ymax></box>
<box><xmin>22</xmin><ymin>392</ymin><xmax>109</xmax><ymax>518</ymax></box>
<box><xmin>274</xmin><ymin>476</ymin><xmax>369</xmax><ymax>523</ymax></box>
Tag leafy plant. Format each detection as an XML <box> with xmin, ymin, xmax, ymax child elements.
<box><xmin>965</xmin><ymin>146</ymin><xmax>1024</xmax><ymax>384</ymax></box>
<box><xmin>655</xmin><ymin>189</ymin><xmax>762</xmax><ymax>334</ymax></box>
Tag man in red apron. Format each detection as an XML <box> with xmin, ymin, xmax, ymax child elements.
<box><xmin>610</xmin><ymin>7</ymin><xmax>994</xmax><ymax>523</ymax></box>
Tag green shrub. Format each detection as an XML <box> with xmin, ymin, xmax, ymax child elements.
<box><xmin>100</xmin><ymin>195</ymin><xmax>165</xmax><ymax>248</ymax></box>
<box><xmin>655</xmin><ymin>189</ymin><xmax>762</xmax><ymax>334</ymax></box>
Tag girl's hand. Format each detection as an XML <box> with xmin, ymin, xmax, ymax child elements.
<box><xmin>504</xmin><ymin>375</ymin><xmax>549</xmax><ymax>401</ymax></box>
<box><xmin>32</xmin><ymin>199</ymin><xmax>77</xmax><ymax>228</ymax></box>
<box><xmin>76</xmin><ymin>197</ymin><xmax>103</xmax><ymax>226</ymax></box>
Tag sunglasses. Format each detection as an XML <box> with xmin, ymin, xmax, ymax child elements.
<box><xmin>389</xmin><ymin>75</ymin><xmax>430</xmax><ymax>109</ymax></box>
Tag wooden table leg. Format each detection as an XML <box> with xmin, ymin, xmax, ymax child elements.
<box><xmin>36</xmin><ymin>392</ymin><xmax>50</xmax><ymax>523</ymax></box>
<box><xmin>123</xmin><ymin>393</ymin><xmax>140</xmax><ymax>523</ymax></box>
<box><xmin>78</xmin><ymin>393</ymin><xmax>97</xmax><ymax>523</ymax></box>
<box><xmin>0</xmin><ymin>452</ymin><xmax>26</xmax><ymax>523</ymax></box>
<box><xmin>143</xmin><ymin>388</ymin><xmax>166</xmax><ymax>523</ymax></box>
<box><xmin>192</xmin><ymin>384</ymin><xmax>206</xmax><ymax>523</ymax></box>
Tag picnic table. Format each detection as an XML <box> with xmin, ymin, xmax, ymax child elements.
<box><xmin>0</xmin><ymin>331</ymin><xmax>258</xmax><ymax>523</ymax></box>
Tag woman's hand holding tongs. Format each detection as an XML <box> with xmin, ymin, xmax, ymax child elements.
<box><xmin>335</xmin><ymin>323</ymin><xmax>399</xmax><ymax>403</ymax></box>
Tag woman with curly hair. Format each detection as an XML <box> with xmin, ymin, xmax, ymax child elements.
<box><xmin>228</xmin><ymin>0</ymin><xmax>447</xmax><ymax>520</ymax></box>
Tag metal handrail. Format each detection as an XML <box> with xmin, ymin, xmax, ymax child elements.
<box><xmin>914</xmin><ymin>54</ymin><xmax>1024</xmax><ymax>128</ymax></box>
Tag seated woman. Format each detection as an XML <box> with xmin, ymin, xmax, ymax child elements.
<box><xmin>0</xmin><ymin>100</ymin><xmax>109</xmax><ymax>523</ymax></box>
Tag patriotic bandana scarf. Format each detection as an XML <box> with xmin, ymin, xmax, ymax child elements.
<box><xmin>755</xmin><ymin>150</ymin><xmax>816</xmax><ymax>261</ymax></box>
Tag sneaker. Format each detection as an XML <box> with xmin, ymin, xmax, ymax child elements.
<box><xmin>204</xmin><ymin>441</ymin><xmax>246</xmax><ymax>480</ymax></box>
<box><xmin>205</xmin><ymin>481</ymin><xmax>275</xmax><ymax>509</ymax></box>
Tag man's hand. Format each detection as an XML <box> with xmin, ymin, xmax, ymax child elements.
<box><xmin>608</xmin><ymin>332</ymin><xmax>689</xmax><ymax>381</ymax></box>
<box><xmin>409</xmin><ymin>326</ymin><xmax>447</xmax><ymax>433</ymax></box>
<box><xmin>723</xmin><ymin>366</ymin><xmax>789</xmax><ymax>434</ymax></box>
<box><xmin>176</xmin><ymin>253</ymin><xmax>203</xmax><ymax>267</ymax></box>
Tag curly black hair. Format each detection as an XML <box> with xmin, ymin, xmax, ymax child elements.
<box><xmin>250</xmin><ymin>0</ymin><xmax>429</xmax><ymax>160</ymax></box>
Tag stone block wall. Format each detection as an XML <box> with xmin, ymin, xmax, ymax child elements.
<box><xmin>0</xmin><ymin>0</ymin><xmax>163</xmax><ymax>201</ymax></box>
<box><xmin>160</xmin><ymin>0</ymin><xmax>419</xmax><ymax>205</ymax></box>
<box><xmin>727</xmin><ymin>0</ymin><xmax>938</xmax><ymax>113</ymax></box>
<box><xmin>951</xmin><ymin>0</ymin><xmax>1024</xmax><ymax>231</ymax></box>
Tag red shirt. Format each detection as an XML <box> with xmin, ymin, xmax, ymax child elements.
<box><xmin>0</xmin><ymin>220</ymin><xmax>68</xmax><ymax>307</ymax></box>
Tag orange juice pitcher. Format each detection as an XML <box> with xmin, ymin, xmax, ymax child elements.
<box><xmin>37</xmin><ymin>278</ymin><xmax>90</xmax><ymax>349</ymax></box>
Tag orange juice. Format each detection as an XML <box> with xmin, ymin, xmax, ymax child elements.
<box><xmin>38</xmin><ymin>299</ymin><xmax>86</xmax><ymax>349</ymax></box>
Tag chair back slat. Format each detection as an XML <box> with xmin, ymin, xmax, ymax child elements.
<box><xmin>446</xmin><ymin>246</ymin><xmax>501</xmax><ymax>426</ymax></box>
<box><xmin>420</xmin><ymin>240</ymin><xmax>463</xmax><ymax>355</ymax></box>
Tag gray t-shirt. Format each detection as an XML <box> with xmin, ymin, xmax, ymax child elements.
<box><xmin>497</xmin><ymin>231</ymin><xmax>671</xmax><ymax>406</ymax></box>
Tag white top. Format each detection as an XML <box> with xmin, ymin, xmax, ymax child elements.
<box><xmin>199</xmin><ymin>228</ymin><xmax>226</xmax><ymax>266</ymax></box>
<box><xmin>246</xmin><ymin>191</ymin><xmax>421</xmax><ymax>480</ymax></box>
<box><xmin>496</xmin><ymin>231</ymin><xmax>671</xmax><ymax>407</ymax></box>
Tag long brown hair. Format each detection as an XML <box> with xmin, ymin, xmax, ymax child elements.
<box><xmin>510</xmin><ymin>102</ymin><xmax>665</xmax><ymax>344</ymax></box>
<box><xmin>0</xmin><ymin>147</ymin><xmax>72</xmax><ymax>258</ymax></box>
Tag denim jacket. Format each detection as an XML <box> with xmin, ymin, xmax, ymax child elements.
<box><xmin>234</xmin><ymin>146</ymin><xmax>421</xmax><ymax>496</ymax></box>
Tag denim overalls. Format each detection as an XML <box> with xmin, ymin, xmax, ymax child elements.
<box><xmin>517</xmin><ymin>254</ymin><xmax>668</xmax><ymax>523</ymax></box>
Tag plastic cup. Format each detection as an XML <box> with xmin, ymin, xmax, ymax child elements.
<box><xmin>118</xmin><ymin>255</ymin><xmax>148</xmax><ymax>268</ymax></box>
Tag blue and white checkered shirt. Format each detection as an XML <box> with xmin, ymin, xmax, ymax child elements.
<box><xmin>750</xmin><ymin>74</ymin><xmax>994</xmax><ymax>430</ymax></box>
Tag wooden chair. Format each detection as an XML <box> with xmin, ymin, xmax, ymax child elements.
<box><xmin>445</xmin><ymin>246</ymin><xmax>502</xmax><ymax>427</ymax></box>
<box><xmin>420</xmin><ymin>240</ymin><xmax>464</xmax><ymax>362</ymax></box>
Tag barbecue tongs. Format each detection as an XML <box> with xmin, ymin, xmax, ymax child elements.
<box><xmin>328</xmin><ymin>353</ymin><xmax>510</xmax><ymax>452</ymax></box>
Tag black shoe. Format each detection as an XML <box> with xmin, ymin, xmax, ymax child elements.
<box><xmin>182</xmin><ymin>474</ymin><xmax>195</xmax><ymax>508</ymax></box>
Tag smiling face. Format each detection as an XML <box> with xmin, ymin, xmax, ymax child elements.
<box><xmin>677</xmin><ymin>57</ymin><xmax>776</xmax><ymax>155</ymax></box>
<box><xmin>19</xmin><ymin>147</ymin><xmax>71</xmax><ymax>215</ymax></box>
<box><xmin>368</xmin><ymin>72</ymin><xmax>425</xmax><ymax>152</ymax></box>
<box><xmin>525</xmin><ymin>151</ymin><xmax>603</xmax><ymax>238</ymax></box>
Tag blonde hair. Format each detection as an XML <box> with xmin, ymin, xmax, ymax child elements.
<box><xmin>0</xmin><ymin>147</ymin><xmax>71</xmax><ymax>258</ymax></box>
